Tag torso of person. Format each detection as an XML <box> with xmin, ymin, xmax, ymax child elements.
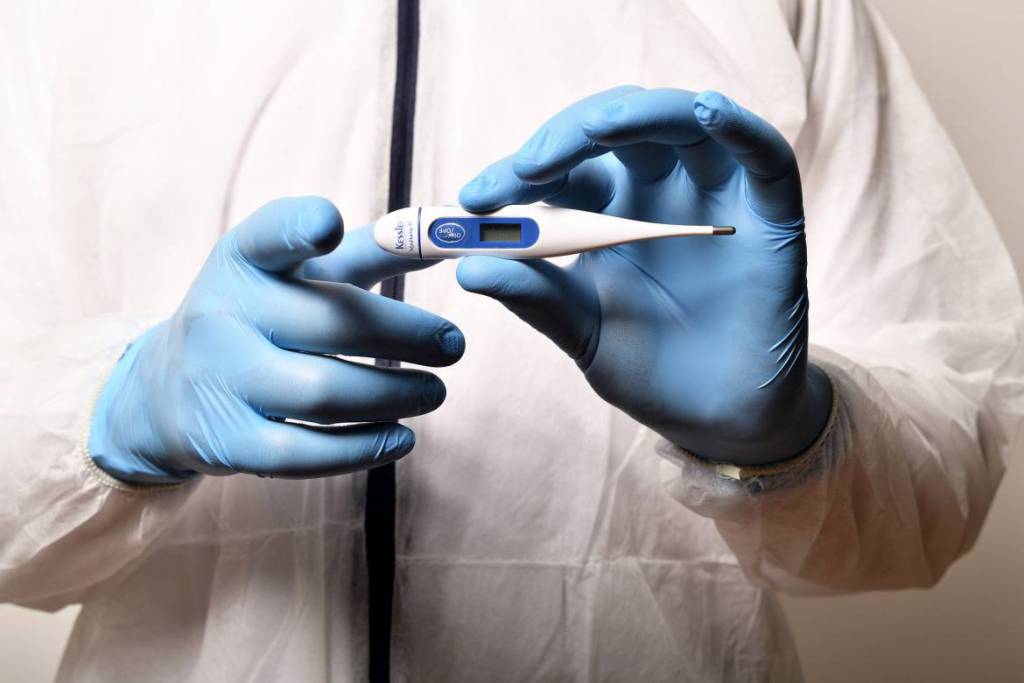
<box><xmin>23</xmin><ymin>1</ymin><xmax>810</xmax><ymax>680</ymax></box>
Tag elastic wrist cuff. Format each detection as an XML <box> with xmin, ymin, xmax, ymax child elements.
<box><xmin>81</xmin><ymin>341</ymin><xmax>195</xmax><ymax>494</ymax></box>
<box><xmin>656</xmin><ymin>368</ymin><xmax>842</xmax><ymax>494</ymax></box>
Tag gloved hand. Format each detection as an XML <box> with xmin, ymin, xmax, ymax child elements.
<box><xmin>458</xmin><ymin>86</ymin><xmax>831</xmax><ymax>466</ymax></box>
<box><xmin>88</xmin><ymin>197</ymin><xmax>464</xmax><ymax>484</ymax></box>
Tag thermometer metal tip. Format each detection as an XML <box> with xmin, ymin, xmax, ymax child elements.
<box><xmin>375</xmin><ymin>204</ymin><xmax>735</xmax><ymax>260</ymax></box>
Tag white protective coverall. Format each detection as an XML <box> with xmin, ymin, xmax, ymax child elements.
<box><xmin>1</xmin><ymin>0</ymin><xmax>1022</xmax><ymax>680</ymax></box>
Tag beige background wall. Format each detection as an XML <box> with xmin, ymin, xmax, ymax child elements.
<box><xmin>1</xmin><ymin>1</ymin><xmax>1021</xmax><ymax>680</ymax></box>
<box><xmin>783</xmin><ymin>1</ymin><xmax>1024</xmax><ymax>681</ymax></box>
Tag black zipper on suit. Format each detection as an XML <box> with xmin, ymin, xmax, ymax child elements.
<box><xmin>367</xmin><ymin>0</ymin><xmax>419</xmax><ymax>680</ymax></box>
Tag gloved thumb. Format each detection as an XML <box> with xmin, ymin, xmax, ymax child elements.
<box><xmin>233</xmin><ymin>196</ymin><xmax>344</xmax><ymax>273</ymax></box>
<box><xmin>457</xmin><ymin>256</ymin><xmax>600</xmax><ymax>365</ymax></box>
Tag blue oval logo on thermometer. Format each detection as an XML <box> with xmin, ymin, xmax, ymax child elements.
<box><xmin>434</xmin><ymin>222</ymin><xmax>466</xmax><ymax>244</ymax></box>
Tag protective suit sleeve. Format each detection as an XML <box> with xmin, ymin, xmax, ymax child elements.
<box><xmin>658</xmin><ymin>0</ymin><xmax>1024</xmax><ymax>593</ymax></box>
<box><xmin>0</xmin><ymin>316</ymin><xmax>198</xmax><ymax>611</ymax></box>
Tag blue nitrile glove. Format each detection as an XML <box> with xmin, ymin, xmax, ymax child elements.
<box><xmin>457</xmin><ymin>87</ymin><xmax>831</xmax><ymax>466</ymax></box>
<box><xmin>88</xmin><ymin>197</ymin><xmax>464</xmax><ymax>484</ymax></box>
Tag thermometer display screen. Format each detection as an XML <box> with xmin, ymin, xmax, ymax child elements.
<box><xmin>479</xmin><ymin>222</ymin><xmax>522</xmax><ymax>243</ymax></box>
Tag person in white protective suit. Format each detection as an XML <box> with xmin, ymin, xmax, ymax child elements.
<box><xmin>1</xmin><ymin>0</ymin><xmax>1023</xmax><ymax>681</ymax></box>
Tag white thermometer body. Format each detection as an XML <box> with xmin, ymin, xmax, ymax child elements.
<box><xmin>374</xmin><ymin>205</ymin><xmax>734</xmax><ymax>259</ymax></box>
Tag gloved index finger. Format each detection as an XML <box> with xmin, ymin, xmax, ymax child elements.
<box><xmin>580</xmin><ymin>88</ymin><xmax>736</xmax><ymax>188</ymax></box>
<box><xmin>511</xmin><ymin>85</ymin><xmax>642</xmax><ymax>184</ymax></box>
<box><xmin>580</xmin><ymin>88</ymin><xmax>707</xmax><ymax>147</ymax></box>
<box><xmin>302</xmin><ymin>224</ymin><xmax>439</xmax><ymax>290</ymax></box>
<box><xmin>459</xmin><ymin>154</ymin><xmax>618</xmax><ymax>215</ymax></box>
<box><xmin>459</xmin><ymin>155</ymin><xmax>572</xmax><ymax>213</ymax></box>
<box><xmin>256</xmin><ymin>278</ymin><xmax>466</xmax><ymax>367</ymax></box>
<box><xmin>692</xmin><ymin>91</ymin><xmax>804</xmax><ymax>224</ymax></box>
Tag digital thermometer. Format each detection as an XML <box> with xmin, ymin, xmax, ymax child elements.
<box><xmin>374</xmin><ymin>205</ymin><xmax>734</xmax><ymax>259</ymax></box>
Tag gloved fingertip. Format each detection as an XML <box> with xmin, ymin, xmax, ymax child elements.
<box><xmin>580</xmin><ymin>101</ymin><xmax>625</xmax><ymax>141</ymax></box>
<box><xmin>693</xmin><ymin>91</ymin><xmax>734</xmax><ymax>130</ymax></box>
<box><xmin>383</xmin><ymin>425</ymin><xmax>417</xmax><ymax>460</ymax></box>
<box><xmin>297</xmin><ymin>196</ymin><xmax>344</xmax><ymax>252</ymax></box>
<box><xmin>420</xmin><ymin>374</ymin><xmax>448</xmax><ymax>411</ymax></box>
<box><xmin>458</xmin><ymin>174</ymin><xmax>501</xmax><ymax>212</ymax></box>
<box><xmin>438</xmin><ymin>325</ymin><xmax>466</xmax><ymax>361</ymax></box>
<box><xmin>455</xmin><ymin>255</ymin><xmax>502</xmax><ymax>295</ymax></box>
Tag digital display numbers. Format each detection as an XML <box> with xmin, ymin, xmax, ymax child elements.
<box><xmin>479</xmin><ymin>222</ymin><xmax>523</xmax><ymax>243</ymax></box>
